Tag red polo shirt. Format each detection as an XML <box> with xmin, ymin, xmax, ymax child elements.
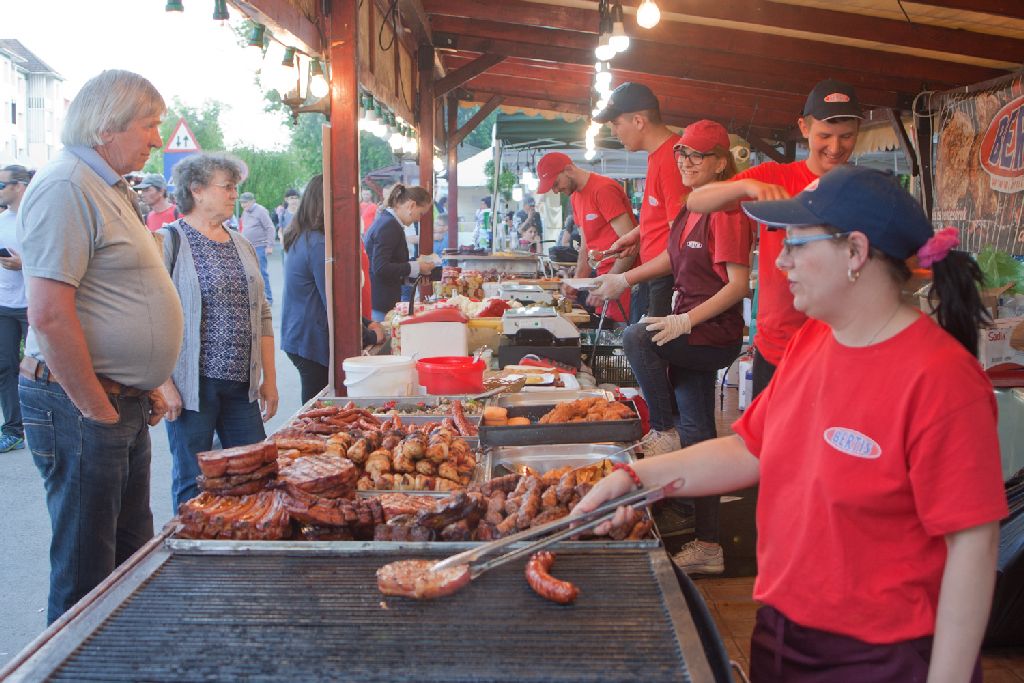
<box><xmin>639</xmin><ymin>134</ymin><xmax>687</xmax><ymax>264</ymax></box>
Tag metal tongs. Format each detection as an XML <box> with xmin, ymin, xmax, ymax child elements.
<box><xmin>431</xmin><ymin>483</ymin><xmax>669</xmax><ymax>578</ymax></box>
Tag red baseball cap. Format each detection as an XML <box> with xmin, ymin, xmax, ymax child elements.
<box><xmin>676</xmin><ymin>119</ymin><xmax>730</xmax><ymax>154</ymax></box>
<box><xmin>536</xmin><ymin>152</ymin><xmax>573</xmax><ymax>194</ymax></box>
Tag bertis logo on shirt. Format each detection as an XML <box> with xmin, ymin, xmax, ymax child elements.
<box><xmin>823</xmin><ymin>427</ymin><xmax>882</xmax><ymax>459</ymax></box>
<box><xmin>648</xmin><ymin>195</ymin><xmax>659</xmax><ymax>206</ymax></box>
<box><xmin>686</xmin><ymin>240</ymin><xmax>703</xmax><ymax>249</ymax></box>
<box><xmin>585</xmin><ymin>213</ymin><xmax>599</xmax><ymax>221</ymax></box>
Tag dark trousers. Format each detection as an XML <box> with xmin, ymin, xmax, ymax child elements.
<box><xmin>752</xmin><ymin>347</ymin><xmax>777</xmax><ymax>400</ymax></box>
<box><xmin>20</xmin><ymin>376</ymin><xmax>154</xmax><ymax>624</ymax></box>
<box><xmin>287</xmin><ymin>352</ymin><xmax>329</xmax><ymax>404</ymax></box>
<box><xmin>750</xmin><ymin>605</ymin><xmax>982</xmax><ymax>683</ymax></box>
<box><xmin>0</xmin><ymin>305</ymin><xmax>27</xmax><ymax>437</ymax></box>
<box><xmin>623</xmin><ymin>322</ymin><xmax>740</xmax><ymax>543</ymax></box>
<box><xmin>629</xmin><ymin>274</ymin><xmax>674</xmax><ymax>323</ymax></box>
<box><xmin>166</xmin><ymin>376</ymin><xmax>266</xmax><ymax>511</ymax></box>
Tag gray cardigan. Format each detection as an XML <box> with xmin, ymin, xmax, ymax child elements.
<box><xmin>157</xmin><ymin>223</ymin><xmax>273</xmax><ymax>412</ymax></box>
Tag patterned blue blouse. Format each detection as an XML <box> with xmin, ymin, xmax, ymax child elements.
<box><xmin>179</xmin><ymin>220</ymin><xmax>252</xmax><ymax>382</ymax></box>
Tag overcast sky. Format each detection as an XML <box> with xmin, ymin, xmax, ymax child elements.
<box><xmin>7</xmin><ymin>0</ymin><xmax>292</xmax><ymax>149</ymax></box>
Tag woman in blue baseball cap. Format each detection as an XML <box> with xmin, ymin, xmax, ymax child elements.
<box><xmin>575</xmin><ymin>166</ymin><xmax>1007</xmax><ymax>682</ymax></box>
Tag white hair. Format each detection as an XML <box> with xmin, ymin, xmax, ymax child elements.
<box><xmin>61</xmin><ymin>70</ymin><xmax>165</xmax><ymax>147</ymax></box>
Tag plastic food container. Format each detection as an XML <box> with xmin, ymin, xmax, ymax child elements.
<box><xmin>342</xmin><ymin>355</ymin><xmax>416</xmax><ymax>397</ymax></box>
<box><xmin>416</xmin><ymin>356</ymin><xmax>485</xmax><ymax>395</ymax></box>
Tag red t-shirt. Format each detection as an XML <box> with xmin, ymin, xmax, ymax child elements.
<box><xmin>639</xmin><ymin>135</ymin><xmax>687</xmax><ymax>264</ymax></box>
<box><xmin>733</xmin><ymin>315</ymin><xmax>1008</xmax><ymax>644</ymax></box>
<box><xmin>360</xmin><ymin>202</ymin><xmax>378</xmax><ymax>232</ymax></box>
<box><xmin>360</xmin><ymin>240</ymin><xmax>373</xmax><ymax>316</ymax></box>
<box><xmin>677</xmin><ymin>208</ymin><xmax>753</xmax><ymax>284</ymax></box>
<box><xmin>145</xmin><ymin>204</ymin><xmax>179</xmax><ymax>232</ymax></box>
<box><xmin>732</xmin><ymin>160</ymin><xmax>818</xmax><ymax>365</ymax></box>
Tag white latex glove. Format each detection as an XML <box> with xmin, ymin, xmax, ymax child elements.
<box><xmin>592</xmin><ymin>272</ymin><xmax>630</xmax><ymax>301</ymax></box>
<box><xmin>645</xmin><ymin>313</ymin><xmax>692</xmax><ymax>346</ymax></box>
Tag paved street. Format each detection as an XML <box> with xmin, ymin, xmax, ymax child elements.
<box><xmin>0</xmin><ymin>247</ymin><xmax>303</xmax><ymax>666</ymax></box>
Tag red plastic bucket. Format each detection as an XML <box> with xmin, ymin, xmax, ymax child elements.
<box><xmin>416</xmin><ymin>356</ymin><xmax>485</xmax><ymax>395</ymax></box>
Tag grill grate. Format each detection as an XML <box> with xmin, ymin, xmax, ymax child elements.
<box><xmin>46</xmin><ymin>550</ymin><xmax>690</xmax><ymax>682</ymax></box>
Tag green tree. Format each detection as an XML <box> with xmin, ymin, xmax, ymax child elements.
<box><xmin>457</xmin><ymin>105</ymin><xmax>497</xmax><ymax>150</ymax></box>
<box><xmin>145</xmin><ymin>99</ymin><xmax>227</xmax><ymax>174</ymax></box>
<box><xmin>484</xmin><ymin>160</ymin><xmax>517</xmax><ymax>200</ymax></box>
<box><xmin>233</xmin><ymin>147</ymin><xmax>305</xmax><ymax>213</ymax></box>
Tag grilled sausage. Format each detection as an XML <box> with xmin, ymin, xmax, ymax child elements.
<box><xmin>451</xmin><ymin>400</ymin><xmax>477</xmax><ymax>436</ymax></box>
<box><xmin>525</xmin><ymin>551</ymin><xmax>578</xmax><ymax>604</ymax></box>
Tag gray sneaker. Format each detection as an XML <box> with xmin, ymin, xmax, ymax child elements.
<box><xmin>672</xmin><ymin>540</ymin><xmax>725</xmax><ymax>575</ymax></box>
<box><xmin>638</xmin><ymin>428</ymin><xmax>680</xmax><ymax>456</ymax></box>
<box><xmin>0</xmin><ymin>434</ymin><xmax>25</xmax><ymax>453</ymax></box>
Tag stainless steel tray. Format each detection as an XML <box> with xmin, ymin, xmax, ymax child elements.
<box><xmin>490</xmin><ymin>388</ymin><xmax>612</xmax><ymax>408</ymax></box>
<box><xmin>478</xmin><ymin>400</ymin><xmax>643</xmax><ymax>447</ymax></box>
<box><xmin>490</xmin><ymin>443</ymin><xmax>636</xmax><ymax>477</ymax></box>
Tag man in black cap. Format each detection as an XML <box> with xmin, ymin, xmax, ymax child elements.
<box><xmin>137</xmin><ymin>172</ymin><xmax>178</xmax><ymax>232</ymax></box>
<box><xmin>687</xmin><ymin>78</ymin><xmax>863</xmax><ymax>397</ymax></box>
<box><xmin>593</xmin><ymin>82</ymin><xmax>686</xmax><ymax>321</ymax></box>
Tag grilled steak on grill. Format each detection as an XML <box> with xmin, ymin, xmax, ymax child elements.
<box><xmin>377</xmin><ymin>559</ymin><xmax>471</xmax><ymax>599</ymax></box>
<box><xmin>277</xmin><ymin>453</ymin><xmax>359</xmax><ymax>498</ymax></box>
<box><xmin>197</xmin><ymin>443</ymin><xmax>278</xmax><ymax>479</ymax></box>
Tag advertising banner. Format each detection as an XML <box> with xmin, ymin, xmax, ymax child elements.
<box><xmin>933</xmin><ymin>74</ymin><xmax>1024</xmax><ymax>254</ymax></box>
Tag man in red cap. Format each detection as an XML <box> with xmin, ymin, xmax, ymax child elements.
<box><xmin>536</xmin><ymin>152</ymin><xmax>637</xmax><ymax>321</ymax></box>
<box><xmin>592</xmin><ymin>82</ymin><xmax>687</xmax><ymax>321</ymax></box>
<box><xmin>687</xmin><ymin>78</ymin><xmax>862</xmax><ymax>397</ymax></box>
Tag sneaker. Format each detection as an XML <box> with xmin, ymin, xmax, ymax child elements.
<box><xmin>0</xmin><ymin>434</ymin><xmax>25</xmax><ymax>453</ymax></box>
<box><xmin>672</xmin><ymin>540</ymin><xmax>725</xmax><ymax>575</ymax></box>
<box><xmin>639</xmin><ymin>428</ymin><xmax>680</xmax><ymax>456</ymax></box>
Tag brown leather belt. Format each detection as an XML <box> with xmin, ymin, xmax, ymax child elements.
<box><xmin>20</xmin><ymin>356</ymin><xmax>147</xmax><ymax>398</ymax></box>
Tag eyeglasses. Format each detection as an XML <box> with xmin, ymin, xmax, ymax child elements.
<box><xmin>672</xmin><ymin>146</ymin><xmax>713</xmax><ymax>164</ymax></box>
<box><xmin>780</xmin><ymin>232</ymin><xmax>850</xmax><ymax>256</ymax></box>
<box><xmin>0</xmin><ymin>180</ymin><xmax>25</xmax><ymax>190</ymax></box>
<box><xmin>210</xmin><ymin>182</ymin><xmax>239</xmax><ymax>193</ymax></box>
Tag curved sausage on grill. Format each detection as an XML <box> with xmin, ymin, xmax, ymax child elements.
<box><xmin>376</xmin><ymin>559</ymin><xmax>471</xmax><ymax>599</ymax></box>
<box><xmin>525</xmin><ymin>551</ymin><xmax>578</xmax><ymax>604</ymax></box>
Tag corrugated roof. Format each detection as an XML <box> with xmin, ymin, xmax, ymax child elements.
<box><xmin>0</xmin><ymin>39</ymin><xmax>61</xmax><ymax>77</ymax></box>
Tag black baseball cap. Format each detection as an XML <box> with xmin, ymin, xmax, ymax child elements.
<box><xmin>593</xmin><ymin>82</ymin><xmax>661</xmax><ymax>123</ymax></box>
<box><xmin>742</xmin><ymin>166</ymin><xmax>933</xmax><ymax>260</ymax></box>
<box><xmin>803</xmin><ymin>79</ymin><xmax>863</xmax><ymax>121</ymax></box>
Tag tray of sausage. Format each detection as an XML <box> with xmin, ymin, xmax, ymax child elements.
<box><xmin>478</xmin><ymin>398</ymin><xmax>642</xmax><ymax>447</ymax></box>
<box><xmin>489</xmin><ymin>443</ymin><xmax>636</xmax><ymax>478</ymax></box>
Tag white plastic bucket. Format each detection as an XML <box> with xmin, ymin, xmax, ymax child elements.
<box><xmin>342</xmin><ymin>355</ymin><xmax>416</xmax><ymax>397</ymax></box>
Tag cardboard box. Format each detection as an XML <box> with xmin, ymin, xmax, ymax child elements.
<box><xmin>978</xmin><ymin>317</ymin><xmax>1024</xmax><ymax>370</ymax></box>
<box><xmin>917</xmin><ymin>282</ymin><xmax>1013</xmax><ymax>322</ymax></box>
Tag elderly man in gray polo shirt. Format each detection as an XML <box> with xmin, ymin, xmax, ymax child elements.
<box><xmin>239</xmin><ymin>191</ymin><xmax>275</xmax><ymax>303</ymax></box>
<box><xmin>17</xmin><ymin>69</ymin><xmax>184</xmax><ymax>624</ymax></box>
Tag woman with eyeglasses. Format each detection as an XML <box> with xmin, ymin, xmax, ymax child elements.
<box><xmin>156</xmin><ymin>152</ymin><xmax>279</xmax><ymax>511</ymax></box>
<box><xmin>592</xmin><ymin>119</ymin><xmax>754</xmax><ymax>575</ymax></box>
<box><xmin>576</xmin><ymin>166</ymin><xmax>1006</xmax><ymax>682</ymax></box>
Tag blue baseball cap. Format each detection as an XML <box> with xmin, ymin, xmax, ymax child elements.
<box><xmin>741</xmin><ymin>166</ymin><xmax>934</xmax><ymax>260</ymax></box>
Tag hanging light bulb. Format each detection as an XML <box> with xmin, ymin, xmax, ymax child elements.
<box><xmin>165</xmin><ymin>0</ymin><xmax>184</xmax><ymax>11</ymax></box>
<box><xmin>403</xmin><ymin>133</ymin><xmax>418</xmax><ymax>156</ymax></box>
<box><xmin>636</xmin><ymin>0</ymin><xmax>661</xmax><ymax>29</ymax></box>
<box><xmin>389</xmin><ymin>118</ymin><xmax>405</xmax><ymax>151</ymax></box>
<box><xmin>595</xmin><ymin>34</ymin><xmax>616</xmax><ymax>62</ymax></box>
<box><xmin>242</xmin><ymin>24</ymin><xmax>267</xmax><ymax>71</ymax></box>
<box><xmin>308</xmin><ymin>60</ymin><xmax>329</xmax><ymax>99</ymax></box>
<box><xmin>596</xmin><ymin>97</ymin><xmax>609</xmax><ymax>111</ymax></box>
<box><xmin>433</xmin><ymin>156</ymin><xmax>445</xmax><ymax>174</ymax></box>
<box><xmin>212</xmin><ymin>0</ymin><xmax>230</xmax><ymax>23</ymax></box>
<box><xmin>584</xmin><ymin>149</ymin><xmax>597</xmax><ymax>161</ymax></box>
<box><xmin>595</xmin><ymin>68</ymin><xmax>613</xmax><ymax>91</ymax></box>
<box><xmin>271</xmin><ymin>47</ymin><xmax>297</xmax><ymax>94</ymax></box>
<box><xmin>609</xmin><ymin>3</ymin><xmax>630</xmax><ymax>52</ymax></box>
<box><xmin>511</xmin><ymin>184</ymin><xmax>524</xmax><ymax>202</ymax></box>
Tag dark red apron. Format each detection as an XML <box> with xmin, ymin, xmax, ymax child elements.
<box><xmin>667</xmin><ymin>209</ymin><xmax>744</xmax><ymax>347</ymax></box>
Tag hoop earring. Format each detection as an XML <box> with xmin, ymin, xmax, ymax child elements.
<box><xmin>848</xmin><ymin>268</ymin><xmax>860</xmax><ymax>283</ymax></box>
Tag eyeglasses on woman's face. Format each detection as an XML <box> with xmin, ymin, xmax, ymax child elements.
<box><xmin>210</xmin><ymin>182</ymin><xmax>239</xmax><ymax>194</ymax></box>
<box><xmin>780</xmin><ymin>231</ymin><xmax>850</xmax><ymax>257</ymax></box>
<box><xmin>672</xmin><ymin>146</ymin><xmax>713</xmax><ymax>164</ymax></box>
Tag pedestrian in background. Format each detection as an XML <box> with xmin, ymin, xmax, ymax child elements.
<box><xmin>281</xmin><ymin>188</ymin><xmax>300</xmax><ymax>230</ymax></box>
<box><xmin>239</xmin><ymin>191</ymin><xmax>275</xmax><ymax>304</ymax></box>
<box><xmin>18</xmin><ymin>70</ymin><xmax>181</xmax><ymax>623</ymax></box>
<box><xmin>157</xmin><ymin>152</ymin><xmax>278</xmax><ymax>510</ymax></box>
<box><xmin>136</xmin><ymin>172</ymin><xmax>178</xmax><ymax>231</ymax></box>
<box><xmin>0</xmin><ymin>164</ymin><xmax>32</xmax><ymax>453</ymax></box>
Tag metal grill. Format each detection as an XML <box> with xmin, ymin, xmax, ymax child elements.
<box><xmin>44</xmin><ymin>549</ymin><xmax>692</xmax><ymax>682</ymax></box>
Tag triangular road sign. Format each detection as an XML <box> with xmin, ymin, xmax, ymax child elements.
<box><xmin>164</xmin><ymin>117</ymin><xmax>202</xmax><ymax>153</ymax></box>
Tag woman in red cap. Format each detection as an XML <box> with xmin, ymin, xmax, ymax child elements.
<box><xmin>576</xmin><ymin>166</ymin><xmax>1005</xmax><ymax>682</ymax></box>
<box><xmin>594</xmin><ymin>119</ymin><xmax>755</xmax><ymax>575</ymax></box>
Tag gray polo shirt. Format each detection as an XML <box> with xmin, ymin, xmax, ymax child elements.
<box><xmin>17</xmin><ymin>146</ymin><xmax>184</xmax><ymax>390</ymax></box>
<box><xmin>241</xmin><ymin>202</ymin><xmax>275</xmax><ymax>249</ymax></box>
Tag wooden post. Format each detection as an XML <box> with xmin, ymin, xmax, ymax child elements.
<box><xmin>328</xmin><ymin>0</ymin><xmax>362</xmax><ymax>393</ymax></box>
<box><xmin>446</xmin><ymin>93</ymin><xmax>459</xmax><ymax>248</ymax></box>
<box><xmin>418</xmin><ymin>45</ymin><xmax>435</xmax><ymax>255</ymax></box>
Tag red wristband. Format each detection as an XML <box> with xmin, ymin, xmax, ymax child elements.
<box><xmin>613</xmin><ymin>462</ymin><xmax>642</xmax><ymax>489</ymax></box>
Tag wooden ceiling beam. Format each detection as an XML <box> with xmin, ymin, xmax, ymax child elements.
<box><xmin>435</xmin><ymin>34</ymin><xmax>917</xmax><ymax>110</ymax></box>
<box><xmin>450</xmin><ymin>94</ymin><xmax>504</xmax><ymax>146</ymax></box>
<box><xmin>432</xmin><ymin>15</ymin><xmax>997</xmax><ymax>90</ymax></box>
<box><xmin>235</xmin><ymin>0</ymin><xmax>322</xmax><ymax>55</ymax></box>
<box><xmin>905</xmin><ymin>0</ymin><xmax>1024</xmax><ymax>21</ymax></box>
<box><xmin>434</xmin><ymin>53</ymin><xmax>506</xmax><ymax>97</ymax></box>
<box><xmin>396</xmin><ymin>0</ymin><xmax>433</xmax><ymax>47</ymax></box>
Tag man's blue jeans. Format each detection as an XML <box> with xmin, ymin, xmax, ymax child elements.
<box><xmin>255</xmin><ymin>245</ymin><xmax>272</xmax><ymax>303</ymax></box>
<box><xmin>623</xmin><ymin>323</ymin><xmax>740</xmax><ymax>544</ymax></box>
<box><xmin>20</xmin><ymin>376</ymin><xmax>154</xmax><ymax>624</ymax></box>
<box><xmin>166</xmin><ymin>376</ymin><xmax>266</xmax><ymax>511</ymax></box>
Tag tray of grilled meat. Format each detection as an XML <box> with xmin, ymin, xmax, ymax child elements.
<box><xmin>489</xmin><ymin>388</ymin><xmax>612</xmax><ymax>408</ymax></box>
<box><xmin>489</xmin><ymin>443</ymin><xmax>636</xmax><ymax>478</ymax></box>
<box><xmin>478</xmin><ymin>398</ymin><xmax>642</xmax><ymax>447</ymax></box>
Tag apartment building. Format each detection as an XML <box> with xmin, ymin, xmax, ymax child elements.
<box><xmin>0</xmin><ymin>39</ymin><xmax>64</xmax><ymax>168</ymax></box>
